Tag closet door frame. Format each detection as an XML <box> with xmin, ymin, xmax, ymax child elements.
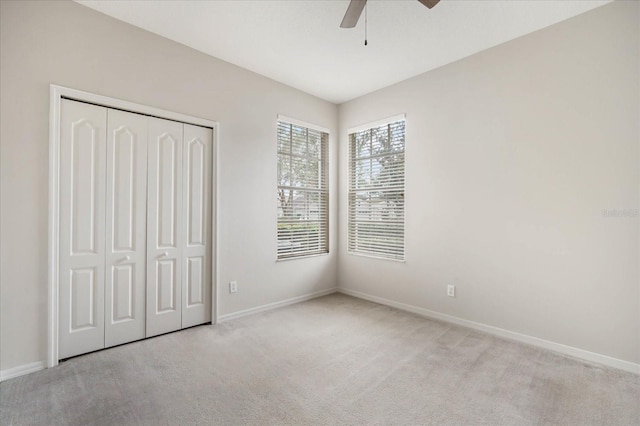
<box><xmin>48</xmin><ymin>85</ymin><xmax>218</xmax><ymax>368</ymax></box>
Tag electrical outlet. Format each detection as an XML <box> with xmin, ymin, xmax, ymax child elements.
<box><xmin>447</xmin><ymin>285</ymin><xmax>455</xmax><ymax>298</ymax></box>
<box><xmin>229</xmin><ymin>281</ymin><xmax>238</xmax><ymax>294</ymax></box>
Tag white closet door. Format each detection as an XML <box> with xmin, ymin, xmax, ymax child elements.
<box><xmin>59</xmin><ymin>99</ymin><xmax>107</xmax><ymax>359</ymax></box>
<box><xmin>105</xmin><ymin>109</ymin><xmax>148</xmax><ymax>347</ymax></box>
<box><xmin>182</xmin><ymin>124</ymin><xmax>212</xmax><ymax>327</ymax></box>
<box><xmin>146</xmin><ymin>118</ymin><xmax>183</xmax><ymax>337</ymax></box>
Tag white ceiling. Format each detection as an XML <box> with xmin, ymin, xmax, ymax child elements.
<box><xmin>76</xmin><ymin>0</ymin><xmax>611</xmax><ymax>104</ymax></box>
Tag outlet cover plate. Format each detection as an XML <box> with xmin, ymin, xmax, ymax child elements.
<box><xmin>447</xmin><ymin>285</ymin><xmax>455</xmax><ymax>297</ymax></box>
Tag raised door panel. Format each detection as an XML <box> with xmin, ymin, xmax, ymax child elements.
<box><xmin>182</xmin><ymin>124</ymin><xmax>212</xmax><ymax>328</ymax></box>
<box><xmin>59</xmin><ymin>99</ymin><xmax>107</xmax><ymax>359</ymax></box>
<box><xmin>147</xmin><ymin>118</ymin><xmax>183</xmax><ymax>337</ymax></box>
<box><xmin>105</xmin><ymin>109</ymin><xmax>147</xmax><ymax>348</ymax></box>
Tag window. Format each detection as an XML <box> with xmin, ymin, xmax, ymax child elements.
<box><xmin>348</xmin><ymin>117</ymin><xmax>405</xmax><ymax>260</ymax></box>
<box><xmin>277</xmin><ymin>119</ymin><xmax>329</xmax><ymax>259</ymax></box>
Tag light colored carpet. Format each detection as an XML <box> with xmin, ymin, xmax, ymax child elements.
<box><xmin>1</xmin><ymin>293</ymin><xmax>638</xmax><ymax>425</ymax></box>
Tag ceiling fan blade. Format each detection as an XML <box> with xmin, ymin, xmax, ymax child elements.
<box><xmin>340</xmin><ymin>0</ymin><xmax>367</xmax><ymax>28</ymax></box>
<box><xmin>417</xmin><ymin>0</ymin><xmax>440</xmax><ymax>9</ymax></box>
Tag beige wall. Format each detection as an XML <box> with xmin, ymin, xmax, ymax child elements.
<box><xmin>0</xmin><ymin>0</ymin><xmax>338</xmax><ymax>371</ymax></box>
<box><xmin>338</xmin><ymin>1</ymin><xmax>639</xmax><ymax>364</ymax></box>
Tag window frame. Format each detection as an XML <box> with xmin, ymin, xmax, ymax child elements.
<box><xmin>347</xmin><ymin>114</ymin><xmax>406</xmax><ymax>262</ymax></box>
<box><xmin>276</xmin><ymin>115</ymin><xmax>330</xmax><ymax>261</ymax></box>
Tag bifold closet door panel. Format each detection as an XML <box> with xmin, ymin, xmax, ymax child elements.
<box><xmin>182</xmin><ymin>124</ymin><xmax>213</xmax><ymax>328</ymax></box>
<box><xmin>105</xmin><ymin>109</ymin><xmax>148</xmax><ymax>348</ymax></box>
<box><xmin>147</xmin><ymin>118</ymin><xmax>183</xmax><ymax>337</ymax></box>
<box><xmin>58</xmin><ymin>99</ymin><xmax>107</xmax><ymax>359</ymax></box>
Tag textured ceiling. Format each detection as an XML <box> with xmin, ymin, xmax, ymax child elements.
<box><xmin>76</xmin><ymin>0</ymin><xmax>611</xmax><ymax>104</ymax></box>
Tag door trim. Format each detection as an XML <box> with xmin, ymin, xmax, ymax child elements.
<box><xmin>48</xmin><ymin>84</ymin><xmax>219</xmax><ymax>368</ymax></box>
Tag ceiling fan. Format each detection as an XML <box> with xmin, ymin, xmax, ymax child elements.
<box><xmin>340</xmin><ymin>0</ymin><xmax>441</xmax><ymax>28</ymax></box>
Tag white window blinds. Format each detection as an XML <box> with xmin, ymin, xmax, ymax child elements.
<box><xmin>277</xmin><ymin>120</ymin><xmax>329</xmax><ymax>259</ymax></box>
<box><xmin>348</xmin><ymin>118</ymin><xmax>405</xmax><ymax>261</ymax></box>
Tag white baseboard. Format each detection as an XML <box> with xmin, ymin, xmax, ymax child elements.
<box><xmin>0</xmin><ymin>361</ymin><xmax>46</xmax><ymax>382</ymax></box>
<box><xmin>217</xmin><ymin>287</ymin><xmax>338</xmax><ymax>323</ymax></box>
<box><xmin>4</xmin><ymin>288</ymin><xmax>636</xmax><ymax>381</ymax></box>
<box><xmin>338</xmin><ymin>288</ymin><xmax>640</xmax><ymax>375</ymax></box>
<box><xmin>1</xmin><ymin>289</ymin><xmax>337</xmax><ymax>382</ymax></box>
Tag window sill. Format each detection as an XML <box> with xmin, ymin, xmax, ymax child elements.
<box><xmin>276</xmin><ymin>252</ymin><xmax>330</xmax><ymax>262</ymax></box>
<box><xmin>347</xmin><ymin>251</ymin><xmax>406</xmax><ymax>263</ymax></box>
